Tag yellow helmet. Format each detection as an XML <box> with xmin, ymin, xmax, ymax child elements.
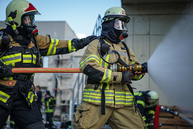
<box><xmin>5</xmin><ymin>0</ymin><xmax>40</xmax><ymax>27</ymax></box>
<box><xmin>102</xmin><ymin>7</ymin><xmax>130</xmax><ymax>24</ymax></box>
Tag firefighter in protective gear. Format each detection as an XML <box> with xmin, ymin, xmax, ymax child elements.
<box><xmin>0</xmin><ymin>0</ymin><xmax>96</xmax><ymax>128</ymax></box>
<box><xmin>73</xmin><ymin>7</ymin><xmax>145</xmax><ymax>129</ymax></box>
<box><xmin>134</xmin><ymin>90</ymin><xmax>159</xmax><ymax>129</ymax></box>
<box><xmin>43</xmin><ymin>91</ymin><xmax>56</xmax><ymax>129</ymax></box>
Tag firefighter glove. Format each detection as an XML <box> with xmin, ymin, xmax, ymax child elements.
<box><xmin>0</xmin><ymin>61</ymin><xmax>14</xmax><ymax>78</ymax></box>
<box><xmin>121</xmin><ymin>71</ymin><xmax>133</xmax><ymax>84</ymax></box>
<box><xmin>72</xmin><ymin>35</ymin><xmax>97</xmax><ymax>51</ymax></box>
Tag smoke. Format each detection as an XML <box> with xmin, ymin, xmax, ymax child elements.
<box><xmin>148</xmin><ymin>3</ymin><xmax>193</xmax><ymax>107</ymax></box>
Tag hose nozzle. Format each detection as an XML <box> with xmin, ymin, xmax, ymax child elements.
<box><xmin>117</xmin><ymin>62</ymin><xmax>148</xmax><ymax>73</ymax></box>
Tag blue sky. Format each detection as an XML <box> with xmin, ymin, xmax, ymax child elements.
<box><xmin>0</xmin><ymin>0</ymin><xmax>121</xmax><ymax>38</ymax></box>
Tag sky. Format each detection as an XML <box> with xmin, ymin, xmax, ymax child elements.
<box><xmin>0</xmin><ymin>0</ymin><xmax>121</xmax><ymax>38</ymax></box>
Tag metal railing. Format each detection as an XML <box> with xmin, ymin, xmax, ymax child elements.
<box><xmin>70</xmin><ymin>73</ymin><xmax>85</xmax><ymax>128</ymax></box>
<box><xmin>92</xmin><ymin>15</ymin><xmax>102</xmax><ymax>36</ymax></box>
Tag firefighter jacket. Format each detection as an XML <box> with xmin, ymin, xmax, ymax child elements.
<box><xmin>134</xmin><ymin>91</ymin><xmax>156</xmax><ymax>126</ymax></box>
<box><xmin>43</xmin><ymin>96</ymin><xmax>56</xmax><ymax>113</ymax></box>
<box><xmin>79</xmin><ymin>38</ymin><xmax>144</xmax><ymax>108</ymax></box>
<box><xmin>0</xmin><ymin>28</ymin><xmax>78</xmax><ymax>109</ymax></box>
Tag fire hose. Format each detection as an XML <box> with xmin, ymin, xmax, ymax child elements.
<box><xmin>12</xmin><ymin>62</ymin><xmax>148</xmax><ymax>73</ymax></box>
<box><xmin>161</xmin><ymin>106</ymin><xmax>193</xmax><ymax>126</ymax></box>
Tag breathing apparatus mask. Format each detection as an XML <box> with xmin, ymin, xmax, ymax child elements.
<box><xmin>114</xmin><ymin>18</ymin><xmax>128</xmax><ymax>40</ymax></box>
<box><xmin>21</xmin><ymin>15</ymin><xmax>38</xmax><ymax>37</ymax></box>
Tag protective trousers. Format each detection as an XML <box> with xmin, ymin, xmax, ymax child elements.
<box><xmin>73</xmin><ymin>102</ymin><xmax>145</xmax><ymax>129</ymax></box>
<box><xmin>46</xmin><ymin>112</ymin><xmax>54</xmax><ymax>128</ymax></box>
<box><xmin>0</xmin><ymin>80</ymin><xmax>45</xmax><ymax>129</ymax></box>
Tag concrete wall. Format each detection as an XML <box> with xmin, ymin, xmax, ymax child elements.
<box><xmin>121</xmin><ymin>2</ymin><xmax>189</xmax><ymax>105</ymax></box>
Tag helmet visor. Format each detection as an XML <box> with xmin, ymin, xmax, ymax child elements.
<box><xmin>22</xmin><ymin>15</ymin><xmax>36</xmax><ymax>27</ymax></box>
<box><xmin>114</xmin><ymin>19</ymin><xmax>126</xmax><ymax>30</ymax></box>
<box><xmin>148</xmin><ymin>99</ymin><xmax>158</xmax><ymax>104</ymax></box>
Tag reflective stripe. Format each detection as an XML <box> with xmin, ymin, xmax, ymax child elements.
<box><xmin>28</xmin><ymin>91</ymin><xmax>34</xmax><ymax>104</ymax></box>
<box><xmin>3</xmin><ymin>77</ymin><xmax>13</xmax><ymax>80</ymax></box>
<box><xmin>134</xmin><ymin>91</ymin><xmax>143</xmax><ymax>96</ymax></box>
<box><xmin>148</xmin><ymin>110</ymin><xmax>155</xmax><ymax>115</ymax></box>
<box><xmin>46</xmin><ymin>38</ymin><xmax>59</xmax><ymax>56</ymax></box>
<box><xmin>83</xmin><ymin>89</ymin><xmax>134</xmax><ymax>105</ymax></box>
<box><xmin>137</xmin><ymin>100</ymin><xmax>145</xmax><ymax>108</ymax></box>
<box><xmin>99</xmin><ymin>54</ymin><xmax>111</xmax><ymax>85</ymax></box>
<box><xmin>100</xmin><ymin>69</ymin><xmax>112</xmax><ymax>83</ymax></box>
<box><xmin>0</xmin><ymin>53</ymin><xmax>21</xmax><ymax>65</ymax></box>
<box><xmin>132</xmin><ymin>74</ymin><xmax>143</xmax><ymax>80</ymax></box>
<box><xmin>68</xmin><ymin>40</ymin><xmax>76</xmax><ymax>53</ymax></box>
<box><xmin>80</xmin><ymin>55</ymin><xmax>100</xmax><ymax>69</ymax></box>
<box><xmin>23</xmin><ymin>54</ymin><xmax>32</xmax><ymax>63</ymax></box>
<box><xmin>0</xmin><ymin>90</ymin><xmax>10</xmax><ymax>103</ymax></box>
<box><xmin>142</xmin><ymin>116</ymin><xmax>146</xmax><ymax>121</ymax></box>
<box><xmin>115</xmin><ymin>92</ymin><xmax>134</xmax><ymax>105</ymax></box>
<box><xmin>33</xmin><ymin>54</ymin><xmax>36</xmax><ymax>64</ymax></box>
<box><xmin>68</xmin><ymin>40</ymin><xmax>72</xmax><ymax>52</ymax></box>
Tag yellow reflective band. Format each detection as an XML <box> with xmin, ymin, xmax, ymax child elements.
<box><xmin>68</xmin><ymin>40</ymin><xmax>72</xmax><ymax>53</ymax></box>
<box><xmin>148</xmin><ymin>110</ymin><xmax>155</xmax><ymax>115</ymax></box>
<box><xmin>47</xmin><ymin>38</ymin><xmax>59</xmax><ymax>56</ymax></box>
<box><xmin>80</xmin><ymin>55</ymin><xmax>100</xmax><ymax>69</ymax></box>
<box><xmin>0</xmin><ymin>53</ymin><xmax>21</xmax><ymax>65</ymax></box>
<box><xmin>28</xmin><ymin>91</ymin><xmax>34</xmax><ymax>104</ymax></box>
<box><xmin>132</xmin><ymin>74</ymin><xmax>143</xmax><ymax>80</ymax></box>
<box><xmin>3</xmin><ymin>77</ymin><xmax>13</xmax><ymax>80</ymax></box>
<box><xmin>23</xmin><ymin>54</ymin><xmax>32</xmax><ymax>63</ymax></box>
<box><xmin>143</xmin><ymin>116</ymin><xmax>146</xmax><ymax>121</ymax></box>
<box><xmin>0</xmin><ymin>90</ymin><xmax>10</xmax><ymax>103</ymax></box>
<box><xmin>33</xmin><ymin>54</ymin><xmax>36</xmax><ymax>64</ymax></box>
<box><xmin>100</xmin><ymin>69</ymin><xmax>112</xmax><ymax>83</ymax></box>
<box><xmin>134</xmin><ymin>92</ymin><xmax>143</xmax><ymax>96</ymax></box>
<box><xmin>137</xmin><ymin>100</ymin><xmax>145</xmax><ymax>108</ymax></box>
<box><xmin>73</xmin><ymin>46</ymin><xmax>76</xmax><ymax>51</ymax></box>
<box><xmin>83</xmin><ymin>95</ymin><xmax>114</xmax><ymax>103</ymax></box>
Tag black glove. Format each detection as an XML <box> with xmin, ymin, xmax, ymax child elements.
<box><xmin>72</xmin><ymin>35</ymin><xmax>97</xmax><ymax>51</ymax></box>
<box><xmin>0</xmin><ymin>61</ymin><xmax>14</xmax><ymax>78</ymax></box>
<box><xmin>121</xmin><ymin>71</ymin><xmax>133</xmax><ymax>84</ymax></box>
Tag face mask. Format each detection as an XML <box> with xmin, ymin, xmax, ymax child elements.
<box><xmin>114</xmin><ymin>19</ymin><xmax>128</xmax><ymax>40</ymax></box>
<box><xmin>22</xmin><ymin>15</ymin><xmax>38</xmax><ymax>37</ymax></box>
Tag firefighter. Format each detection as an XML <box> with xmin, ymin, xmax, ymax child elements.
<box><xmin>43</xmin><ymin>90</ymin><xmax>56</xmax><ymax>129</ymax></box>
<box><xmin>35</xmin><ymin>85</ymin><xmax>42</xmax><ymax>110</ymax></box>
<box><xmin>0</xmin><ymin>0</ymin><xmax>96</xmax><ymax>128</ymax></box>
<box><xmin>73</xmin><ymin>7</ymin><xmax>146</xmax><ymax>129</ymax></box>
<box><xmin>134</xmin><ymin>90</ymin><xmax>159</xmax><ymax>129</ymax></box>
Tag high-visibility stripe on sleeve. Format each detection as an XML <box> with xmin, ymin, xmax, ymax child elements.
<box><xmin>68</xmin><ymin>40</ymin><xmax>77</xmax><ymax>53</ymax></box>
<box><xmin>46</xmin><ymin>38</ymin><xmax>59</xmax><ymax>56</ymax></box>
<box><xmin>100</xmin><ymin>69</ymin><xmax>112</xmax><ymax>83</ymax></box>
<box><xmin>0</xmin><ymin>90</ymin><xmax>10</xmax><ymax>103</ymax></box>
<box><xmin>80</xmin><ymin>55</ymin><xmax>100</xmax><ymax>69</ymax></box>
<box><xmin>148</xmin><ymin>110</ymin><xmax>155</xmax><ymax>115</ymax></box>
<box><xmin>137</xmin><ymin>100</ymin><xmax>145</xmax><ymax>108</ymax></box>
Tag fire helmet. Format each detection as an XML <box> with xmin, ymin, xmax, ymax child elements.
<box><xmin>102</xmin><ymin>7</ymin><xmax>130</xmax><ymax>24</ymax></box>
<box><xmin>147</xmin><ymin>91</ymin><xmax>159</xmax><ymax>104</ymax></box>
<box><xmin>102</xmin><ymin>7</ymin><xmax>130</xmax><ymax>41</ymax></box>
<box><xmin>5</xmin><ymin>0</ymin><xmax>40</xmax><ymax>27</ymax></box>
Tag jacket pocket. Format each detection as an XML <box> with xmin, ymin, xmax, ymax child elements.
<box><xmin>74</xmin><ymin>102</ymin><xmax>100</xmax><ymax>129</ymax></box>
